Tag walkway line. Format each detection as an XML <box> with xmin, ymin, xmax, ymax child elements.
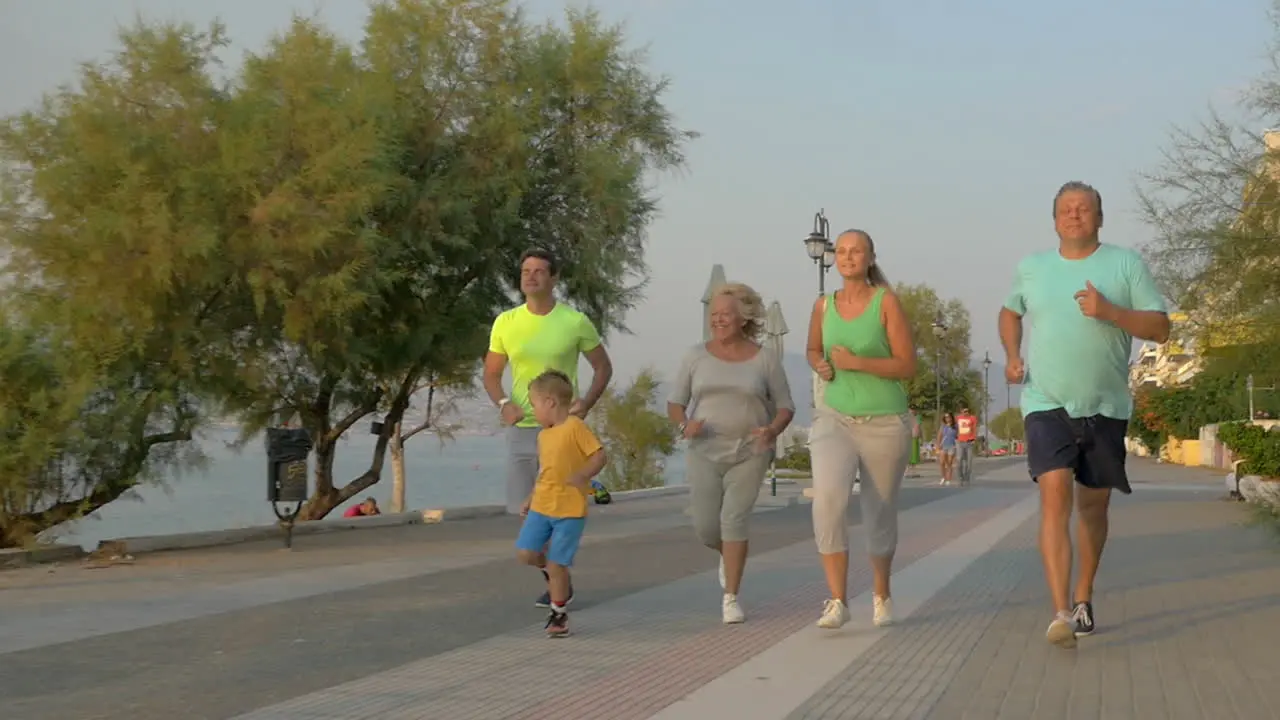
<box><xmin>647</xmin><ymin>491</ymin><xmax>1040</xmax><ymax>720</ymax></box>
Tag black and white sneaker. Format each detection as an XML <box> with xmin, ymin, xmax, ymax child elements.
<box><xmin>1072</xmin><ymin>601</ymin><xmax>1095</xmax><ymax>636</ymax></box>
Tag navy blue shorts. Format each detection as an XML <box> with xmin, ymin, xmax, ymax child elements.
<box><xmin>1025</xmin><ymin>409</ymin><xmax>1131</xmax><ymax>494</ymax></box>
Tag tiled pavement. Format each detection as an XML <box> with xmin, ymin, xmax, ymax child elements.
<box><xmin>4</xmin><ymin>458</ymin><xmax>1278</xmax><ymax>719</ymax></box>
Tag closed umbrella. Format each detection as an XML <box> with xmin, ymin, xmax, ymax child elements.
<box><xmin>763</xmin><ymin>300</ymin><xmax>788</xmax><ymax>496</ymax></box>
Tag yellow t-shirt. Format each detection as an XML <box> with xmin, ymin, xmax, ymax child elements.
<box><xmin>488</xmin><ymin>303</ymin><xmax>602</xmax><ymax>428</ymax></box>
<box><xmin>530</xmin><ymin>416</ymin><xmax>603</xmax><ymax>519</ymax></box>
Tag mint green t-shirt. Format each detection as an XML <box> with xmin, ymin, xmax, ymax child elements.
<box><xmin>1003</xmin><ymin>244</ymin><xmax>1166</xmax><ymax>421</ymax></box>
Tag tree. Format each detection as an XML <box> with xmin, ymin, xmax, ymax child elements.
<box><xmin>388</xmin><ymin>372</ymin><xmax>476</xmax><ymax>513</ymax></box>
<box><xmin>894</xmin><ymin>283</ymin><xmax>984</xmax><ymax>436</ymax></box>
<box><xmin>989</xmin><ymin>407</ymin><xmax>1025</xmax><ymax>444</ymax></box>
<box><xmin>1138</xmin><ymin>0</ymin><xmax>1280</xmax><ymax>375</ymax></box>
<box><xmin>0</xmin><ymin>1</ymin><xmax>694</xmax><ymax>530</ymax></box>
<box><xmin>591</xmin><ymin>369</ymin><xmax>677</xmax><ymax>491</ymax></box>
<box><xmin>0</xmin><ymin>22</ymin><xmax>226</xmax><ymax>545</ymax></box>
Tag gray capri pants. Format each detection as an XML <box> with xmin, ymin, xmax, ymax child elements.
<box><xmin>686</xmin><ymin>450</ymin><xmax>772</xmax><ymax>548</ymax></box>
<box><xmin>810</xmin><ymin>411</ymin><xmax>911</xmax><ymax>556</ymax></box>
<box><xmin>505</xmin><ymin>426</ymin><xmax>540</xmax><ymax>515</ymax></box>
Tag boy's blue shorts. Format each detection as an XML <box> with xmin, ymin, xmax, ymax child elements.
<box><xmin>515</xmin><ymin>510</ymin><xmax>586</xmax><ymax>567</ymax></box>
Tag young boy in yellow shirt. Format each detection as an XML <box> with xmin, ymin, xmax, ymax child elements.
<box><xmin>515</xmin><ymin>370</ymin><xmax>608</xmax><ymax>637</ymax></box>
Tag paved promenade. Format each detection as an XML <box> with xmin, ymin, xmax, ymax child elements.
<box><xmin>2</xmin><ymin>457</ymin><xmax>1276</xmax><ymax>719</ymax></box>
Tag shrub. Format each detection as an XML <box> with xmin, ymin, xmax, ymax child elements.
<box><xmin>775</xmin><ymin>436</ymin><xmax>811</xmax><ymax>473</ymax></box>
<box><xmin>1218</xmin><ymin>422</ymin><xmax>1280</xmax><ymax>479</ymax></box>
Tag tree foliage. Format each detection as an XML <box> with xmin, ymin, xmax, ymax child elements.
<box><xmin>894</xmin><ymin>283</ymin><xmax>985</xmax><ymax>435</ymax></box>
<box><xmin>0</xmin><ymin>0</ymin><xmax>693</xmax><ymax>543</ymax></box>
<box><xmin>1138</xmin><ymin>0</ymin><xmax>1280</xmax><ymax>371</ymax></box>
<box><xmin>590</xmin><ymin>369</ymin><xmax>677</xmax><ymax>491</ymax></box>
<box><xmin>988</xmin><ymin>407</ymin><xmax>1024</xmax><ymax>443</ymax></box>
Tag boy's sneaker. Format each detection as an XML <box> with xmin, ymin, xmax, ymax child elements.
<box><xmin>545</xmin><ymin>609</ymin><xmax>570</xmax><ymax>638</ymax></box>
<box><xmin>1046</xmin><ymin>611</ymin><xmax>1078</xmax><ymax>648</ymax></box>
<box><xmin>722</xmin><ymin>593</ymin><xmax>745</xmax><ymax>624</ymax></box>
<box><xmin>873</xmin><ymin>595</ymin><xmax>893</xmax><ymax>627</ymax></box>
<box><xmin>1072</xmin><ymin>601</ymin><xmax>1095</xmax><ymax>636</ymax></box>
<box><xmin>817</xmin><ymin>598</ymin><xmax>851</xmax><ymax>629</ymax></box>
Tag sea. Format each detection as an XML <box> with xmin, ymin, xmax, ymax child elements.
<box><xmin>47</xmin><ymin>427</ymin><xmax>689</xmax><ymax>550</ymax></box>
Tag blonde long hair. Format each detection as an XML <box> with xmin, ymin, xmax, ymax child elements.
<box><xmin>712</xmin><ymin>282</ymin><xmax>766</xmax><ymax>341</ymax></box>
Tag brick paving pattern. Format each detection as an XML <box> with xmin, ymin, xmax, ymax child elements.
<box><xmin>4</xmin><ymin>457</ymin><xmax>1276</xmax><ymax>720</ymax></box>
<box><xmin>235</xmin><ymin>492</ymin><xmax>1022</xmax><ymax>720</ymax></box>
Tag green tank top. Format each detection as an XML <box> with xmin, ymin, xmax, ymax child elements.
<box><xmin>821</xmin><ymin>288</ymin><xmax>909</xmax><ymax>417</ymax></box>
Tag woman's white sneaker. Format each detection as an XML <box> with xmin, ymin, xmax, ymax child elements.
<box><xmin>873</xmin><ymin>595</ymin><xmax>893</xmax><ymax>627</ymax></box>
<box><xmin>817</xmin><ymin>598</ymin><xmax>850</xmax><ymax>629</ymax></box>
<box><xmin>722</xmin><ymin>593</ymin><xmax>745</xmax><ymax>624</ymax></box>
<box><xmin>1046</xmin><ymin>611</ymin><xmax>1078</xmax><ymax>648</ymax></box>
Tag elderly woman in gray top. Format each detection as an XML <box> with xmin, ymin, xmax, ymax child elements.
<box><xmin>667</xmin><ymin>282</ymin><xmax>795</xmax><ymax>625</ymax></box>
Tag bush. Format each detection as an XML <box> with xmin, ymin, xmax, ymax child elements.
<box><xmin>775</xmin><ymin>436</ymin><xmax>811</xmax><ymax>473</ymax></box>
<box><xmin>1132</xmin><ymin>374</ymin><xmax>1246</xmax><ymax>454</ymax></box>
<box><xmin>591</xmin><ymin>369</ymin><xmax>678</xmax><ymax>491</ymax></box>
<box><xmin>1218</xmin><ymin>422</ymin><xmax>1280</xmax><ymax>478</ymax></box>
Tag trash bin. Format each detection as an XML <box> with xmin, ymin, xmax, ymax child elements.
<box><xmin>266</xmin><ymin>427</ymin><xmax>313</xmax><ymax>503</ymax></box>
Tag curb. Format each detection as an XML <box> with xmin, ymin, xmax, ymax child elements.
<box><xmin>99</xmin><ymin>504</ymin><xmax>509</xmax><ymax>556</ymax></box>
<box><xmin>0</xmin><ymin>544</ymin><xmax>85</xmax><ymax>569</ymax></box>
<box><xmin>605</xmin><ymin>486</ymin><xmax>690</xmax><ymax>502</ymax></box>
<box><xmin>91</xmin><ymin>486</ymin><xmax>697</xmax><ymax>557</ymax></box>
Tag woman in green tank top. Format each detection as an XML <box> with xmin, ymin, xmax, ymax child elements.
<box><xmin>805</xmin><ymin>229</ymin><xmax>917</xmax><ymax>631</ymax></box>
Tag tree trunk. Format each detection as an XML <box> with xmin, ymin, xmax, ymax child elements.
<box><xmin>390</xmin><ymin>419</ymin><xmax>406</xmax><ymax>513</ymax></box>
<box><xmin>299</xmin><ymin>439</ymin><xmax>341</xmax><ymax>520</ymax></box>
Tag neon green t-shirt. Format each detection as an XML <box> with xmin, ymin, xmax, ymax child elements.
<box><xmin>488</xmin><ymin>303</ymin><xmax>602</xmax><ymax>428</ymax></box>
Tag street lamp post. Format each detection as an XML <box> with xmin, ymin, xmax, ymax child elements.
<box><xmin>982</xmin><ymin>351</ymin><xmax>992</xmax><ymax>454</ymax></box>
<box><xmin>803</xmin><ymin>211</ymin><xmax>836</xmax><ymax>413</ymax></box>
<box><xmin>931</xmin><ymin>314</ymin><xmax>947</xmax><ymax>424</ymax></box>
<box><xmin>804</xmin><ymin>210</ymin><xmax>835</xmax><ymax>295</ymax></box>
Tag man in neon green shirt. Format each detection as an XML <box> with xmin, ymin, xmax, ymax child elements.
<box><xmin>483</xmin><ymin>249</ymin><xmax>613</xmax><ymax>605</ymax></box>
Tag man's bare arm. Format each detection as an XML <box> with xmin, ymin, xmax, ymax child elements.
<box><xmin>482</xmin><ymin>351</ymin><xmax>509</xmax><ymax>406</ymax></box>
<box><xmin>579</xmin><ymin>345</ymin><xmax>613</xmax><ymax>412</ymax></box>
<box><xmin>1104</xmin><ymin>307</ymin><xmax>1171</xmax><ymax>344</ymax></box>
<box><xmin>998</xmin><ymin>308</ymin><xmax>1023</xmax><ymax>360</ymax></box>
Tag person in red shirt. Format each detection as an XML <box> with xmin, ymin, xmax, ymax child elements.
<box><xmin>954</xmin><ymin>408</ymin><xmax>978</xmax><ymax>484</ymax></box>
<box><xmin>343</xmin><ymin>497</ymin><xmax>380</xmax><ymax>518</ymax></box>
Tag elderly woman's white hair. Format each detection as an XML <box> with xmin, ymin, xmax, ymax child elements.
<box><xmin>712</xmin><ymin>282</ymin><xmax>766</xmax><ymax>341</ymax></box>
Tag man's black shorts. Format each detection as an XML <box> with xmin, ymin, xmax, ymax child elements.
<box><xmin>1025</xmin><ymin>408</ymin><xmax>1132</xmax><ymax>494</ymax></box>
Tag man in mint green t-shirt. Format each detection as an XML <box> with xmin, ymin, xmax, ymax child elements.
<box><xmin>999</xmin><ymin>181</ymin><xmax>1170</xmax><ymax>649</ymax></box>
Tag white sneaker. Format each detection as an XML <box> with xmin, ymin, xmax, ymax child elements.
<box><xmin>873</xmin><ymin>595</ymin><xmax>893</xmax><ymax>627</ymax></box>
<box><xmin>1046</xmin><ymin>611</ymin><xmax>1078</xmax><ymax>648</ymax></box>
<box><xmin>718</xmin><ymin>556</ymin><xmax>726</xmax><ymax>590</ymax></box>
<box><xmin>817</xmin><ymin>598</ymin><xmax>850</xmax><ymax>629</ymax></box>
<box><xmin>722</xmin><ymin>593</ymin><xmax>745</xmax><ymax>624</ymax></box>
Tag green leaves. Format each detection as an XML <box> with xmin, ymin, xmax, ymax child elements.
<box><xmin>989</xmin><ymin>407</ymin><xmax>1024</xmax><ymax>443</ymax></box>
<box><xmin>1138</xmin><ymin>3</ymin><xmax>1280</xmax><ymax>371</ymax></box>
<box><xmin>894</xmin><ymin>282</ymin><xmax>986</xmax><ymax>421</ymax></box>
<box><xmin>1219</xmin><ymin>422</ymin><xmax>1280</xmax><ymax>479</ymax></box>
<box><xmin>0</xmin><ymin>0</ymin><xmax>691</xmax><ymax>534</ymax></box>
<box><xmin>590</xmin><ymin>368</ymin><xmax>677</xmax><ymax>491</ymax></box>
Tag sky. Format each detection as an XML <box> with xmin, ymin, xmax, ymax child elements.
<box><xmin>0</xmin><ymin>0</ymin><xmax>1274</xmax><ymax>393</ymax></box>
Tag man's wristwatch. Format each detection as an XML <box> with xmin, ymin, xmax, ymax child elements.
<box><xmin>498</xmin><ymin>397</ymin><xmax>510</xmax><ymax>411</ymax></box>
<box><xmin>677</xmin><ymin>421</ymin><xmax>687</xmax><ymax>435</ymax></box>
